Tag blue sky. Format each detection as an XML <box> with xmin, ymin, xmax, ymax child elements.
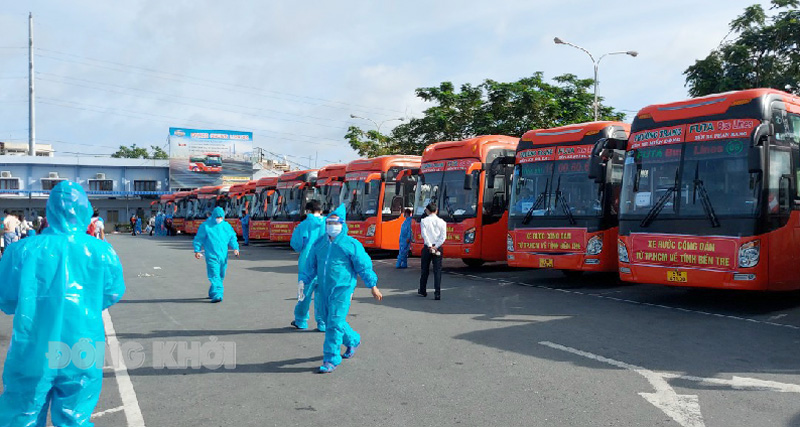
<box><xmin>0</xmin><ymin>0</ymin><xmax>774</xmax><ymax>168</ymax></box>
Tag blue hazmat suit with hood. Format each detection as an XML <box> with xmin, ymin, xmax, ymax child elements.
<box><xmin>0</xmin><ymin>180</ymin><xmax>125</xmax><ymax>427</ymax></box>
<box><xmin>299</xmin><ymin>204</ymin><xmax>379</xmax><ymax>369</ymax></box>
<box><xmin>395</xmin><ymin>214</ymin><xmax>412</xmax><ymax>268</ymax></box>
<box><xmin>290</xmin><ymin>212</ymin><xmax>326</xmax><ymax>330</ymax></box>
<box><xmin>193</xmin><ymin>206</ymin><xmax>239</xmax><ymax>302</ymax></box>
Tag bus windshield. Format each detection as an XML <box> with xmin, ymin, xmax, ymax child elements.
<box><xmin>510</xmin><ymin>158</ymin><xmax>601</xmax><ymax>220</ymax></box>
<box><xmin>272</xmin><ymin>185</ymin><xmax>303</xmax><ymax>221</ymax></box>
<box><xmin>205</xmin><ymin>156</ymin><xmax>222</xmax><ymax>166</ymax></box>
<box><xmin>341</xmin><ymin>179</ymin><xmax>381</xmax><ymax>221</ymax></box>
<box><xmin>413</xmin><ymin>170</ymin><xmax>479</xmax><ymax>222</ymax></box>
<box><xmin>323</xmin><ymin>183</ymin><xmax>343</xmax><ymax>212</ymax></box>
<box><xmin>620</xmin><ymin>139</ymin><xmax>758</xmax><ymax>221</ymax></box>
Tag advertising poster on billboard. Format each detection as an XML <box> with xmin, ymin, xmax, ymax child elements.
<box><xmin>169</xmin><ymin>128</ymin><xmax>254</xmax><ymax>189</ymax></box>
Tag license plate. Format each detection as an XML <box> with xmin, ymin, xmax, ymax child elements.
<box><xmin>667</xmin><ymin>271</ymin><xmax>687</xmax><ymax>282</ymax></box>
<box><xmin>539</xmin><ymin>258</ymin><xmax>554</xmax><ymax>268</ymax></box>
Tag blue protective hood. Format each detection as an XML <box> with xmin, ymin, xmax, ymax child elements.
<box><xmin>209</xmin><ymin>206</ymin><xmax>226</xmax><ymax>220</ymax></box>
<box><xmin>46</xmin><ymin>181</ymin><xmax>93</xmax><ymax>235</ymax></box>
<box><xmin>327</xmin><ymin>203</ymin><xmax>347</xmax><ymax>223</ymax></box>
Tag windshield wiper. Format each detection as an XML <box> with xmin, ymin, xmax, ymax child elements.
<box><xmin>522</xmin><ymin>177</ymin><xmax>551</xmax><ymax>225</ymax></box>
<box><xmin>692</xmin><ymin>163</ymin><xmax>720</xmax><ymax>227</ymax></box>
<box><xmin>640</xmin><ymin>169</ymin><xmax>679</xmax><ymax>228</ymax></box>
<box><xmin>442</xmin><ymin>187</ymin><xmax>455</xmax><ymax>218</ymax></box>
<box><xmin>552</xmin><ymin>176</ymin><xmax>576</xmax><ymax>225</ymax></box>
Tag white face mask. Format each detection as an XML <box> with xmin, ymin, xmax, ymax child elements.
<box><xmin>215</xmin><ymin>218</ymin><xmax>223</xmax><ymax>224</ymax></box>
<box><xmin>326</xmin><ymin>223</ymin><xmax>342</xmax><ymax>238</ymax></box>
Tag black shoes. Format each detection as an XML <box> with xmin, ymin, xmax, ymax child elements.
<box><xmin>417</xmin><ymin>290</ymin><xmax>427</xmax><ymax>297</ymax></box>
<box><xmin>434</xmin><ymin>294</ymin><xmax>441</xmax><ymax>300</ymax></box>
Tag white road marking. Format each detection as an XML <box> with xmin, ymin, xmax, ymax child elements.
<box><xmin>540</xmin><ymin>341</ymin><xmax>705</xmax><ymax>427</ymax></box>
<box><xmin>447</xmin><ymin>271</ymin><xmax>800</xmax><ymax>331</ymax></box>
<box><xmin>92</xmin><ymin>405</ymin><xmax>125</xmax><ymax>418</ymax></box>
<box><xmin>104</xmin><ymin>309</ymin><xmax>146</xmax><ymax>427</ymax></box>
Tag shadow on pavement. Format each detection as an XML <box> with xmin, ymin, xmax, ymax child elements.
<box><xmin>117</xmin><ymin>326</ymin><xmax>310</xmax><ymax>339</ymax></box>
<box><xmin>115</xmin><ymin>356</ymin><xmax>321</xmax><ymax>377</ymax></box>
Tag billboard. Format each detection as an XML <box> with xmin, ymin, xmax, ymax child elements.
<box><xmin>168</xmin><ymin>128</ymin><xmax>254</xmax><ymax>189</ymax></box>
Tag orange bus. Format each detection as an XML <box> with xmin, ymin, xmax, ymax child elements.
<box><xmin>317</xmin><ymin>163</ymin><xmax>347</xmax><ymax>213</ymax></box>
<box><xmin>269</xmin><ymin>170</ymin><xmax>320</xmax><ymax>242</ymax></box>
<box><xmin>506</xmin><ymin>122</ymin><xmax>630</xmax><ymax>275</ymax></box>
<box><xmin>222</xmin><ymin>183</ymin><xmax>248</xmax><ymax>236</ymax></box>
<box><xmin>250</xmin><ymin>177</ymin><xmax>279</xmax><ymax>240</ymax></box>
<box><xmin>410</xmin><ymin>135</ymin><xmax>518</xmax><ymax>266</ymax></box>
<box><xmin>340</xmin><ymin>156</ymin><xmax>421</xmax><ymax>250</ymax></box>
<box><xmin>189</xmin><ymin>153</ymin><xmax>223</xmax><ymax>173</ymax></box>
<box><xmin>171</xmin><ymin>191</ymin><xmax>192</xmax><ymax>234</ymax></box>
<box><xmin>186</xmin><ymin>185</ymin><xmax>227</xmax><ymax>234</ymax></box>
<box><xmin>160</xmin><ymin>193</ymin><xmax>176</xmax><ymax>235</ymax></box>
<box><xmin>618</xmin><ymin>88</ymin><xmax>800</xmax><ymax>290</ymax></box>
<box><xmin>179</xmin><ymin>189</ymin><xmax>200</xmax><ymax>234</ymax></box>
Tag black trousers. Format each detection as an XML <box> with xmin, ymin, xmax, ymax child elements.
<box><xmin>419</xmin><ymin>247</ymin><xmax>442</xmax><ymax>296</ymax></box>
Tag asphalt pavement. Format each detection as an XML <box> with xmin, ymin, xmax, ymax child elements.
<box><xmin>1</xmin><ymin>234</ymin><xmax>799</xmax><ymax>426</ymax></box>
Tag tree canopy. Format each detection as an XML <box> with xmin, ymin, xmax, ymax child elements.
<box><xmin>111</xmin><ymin>144</ymin><xmax>169</xmax><ymax>159</ymax></box>
<box><xmin>345</xmin><ymin>73</ymin><xmax>625</xmax><ymax>157</ymax></box>
<box><xmin>684</xmin><ymin>0</ymin><xmax>800</xmax><ymax>97</ymax></box>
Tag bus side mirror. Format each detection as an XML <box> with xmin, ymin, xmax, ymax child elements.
<box><xmin>364</xmin><ymin>182</ymin><xmax>371</xmax><ymax>195</ymax></box>
<box><xmin>588</xmin><ymin>155</ymin><xmax>605</xmax><ymax>184</ymax></box>
<box><xmin>780</xmin><ymin>174</ymin><xmax>792</xmax><ymax>211</ymax></box>
<box><xmin>748</xmin><ymin>146</ymin><xmax>764</xmax><ymax>173</ymax></box>
<box><xmin>464</xmin><ymin>174</ymin><xmax>473</xmax><ymax>190</ymax></box>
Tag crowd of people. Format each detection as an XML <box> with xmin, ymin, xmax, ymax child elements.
<box><xmin>0</xmin><ymin>180</ymin><xmax>451</xmax><ymax>423</ymax></box>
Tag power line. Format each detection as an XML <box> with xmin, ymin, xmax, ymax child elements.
<box><xmin>35</xmin><ymin>49</ymin><xmax>405</xmax><ymax>118</ymax></box>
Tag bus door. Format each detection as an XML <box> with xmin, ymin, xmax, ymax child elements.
<box><xmin>482</xmin><ymin>153</ymin><xmax>516</xmax><ymax>259</ymax></box>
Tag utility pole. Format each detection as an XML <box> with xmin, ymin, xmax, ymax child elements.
<box><xmin>28</xmin><ymin>12</ymin><xmax>35</xmax><ymax>156</ymax></box>
<box><xmin>315</xmin><ymin>151</ymin><xmax>318</xmax><ymax>168</ymax></box>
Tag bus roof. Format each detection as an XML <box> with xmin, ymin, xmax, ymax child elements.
<box><xmin>521</xmin><ymin>121</ymin><xmax>630</xmax><ymax>145</ymax></box>
<box><xmin>634</xmin><ymin>88</ymin><xmax>800</xmax><ymax>123</ymax></box>
<box><xmin>160</xmin><ymin>194</ymin><xmax>175</xmax><ymax>202</ymax></box>
<box><xmin>278</xmin><ymin>169</ymin><xmax>318</xmax><ymax>183</ymax></box>
<box><xmin>244</xmin><ymin>180</ymin><xmax>257</xmax><ymax>192</ymax></box>
<box><xmin>174</xmin><ymin>191</ymin><xmax>192</xmax><ymax>199</ymax></box>
<box><xmin>228</xmin><ymin>183</ymin><xmax>247</xmax><ymax>195</ymax></box>
<box><xmin>256</xmin><ymin>176</ymin><xmax>279</xmax><ymax>189</ymax></box>
<box><xmin>318</xmin><ymin>163</ymin><xmax>348</xmax><ymax>179</ymax></box>
<box><xmin>345</xmin><ymin>155</ymin><xmax>421</xmax><ymax>173</ymax></box>
<box><xmin>205</xmin><ymin>152</ymin><xmax>222</xmax><ymax>156</ymax></box>
<box><xmin>422</xmin><ymin>135</ymin><xmax>518</xmax><ymax>162</ymax></box>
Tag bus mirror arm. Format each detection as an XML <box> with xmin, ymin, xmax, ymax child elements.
<box><xmin>486</xmin><ymin>156</ymin><xmax>514</xmax><ymax>189</ymax></box>
<box><xmin>748</xmin><ymin>146</ymin><xmax>765</xmax><ymax>173</ymax></box>
<box><xmin>588</xmin><ymin>156</ymin><xmax>606</xmax><ymax>184</ymax></box>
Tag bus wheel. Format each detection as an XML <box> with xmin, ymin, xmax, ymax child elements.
<box><xmin>561</xmin><ymin>270</ymin><xmax>584</xmax><ymax>278</ymax></box>
<box><xmin>462</xmin><ymin>258</ymin><xmax>486</xmax><ymax>268</ymax></box>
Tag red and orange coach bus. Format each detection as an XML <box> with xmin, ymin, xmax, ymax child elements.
<box><xmin>340</xmin><ymin>156</ymin><xmax>421</xmax><ymax>250</ymax></box>
<box><xmin>506</xmin><ymin>122</ymin><xmax>630</xmax><ymax>275</ymax></box>
<box><xmin>171</xmin><ymin>191</ymin><xmax>192</xmax><ymax>234</ymax></box>
<box><xmin>186</xmin><ymin>185</ymin><xmax>226</xmax><ymax>234</ymax></box>
<box><xmin>222</xmin><ymin>183</ymin><xmax>248</xmax><ymax>236</ymax></box>
<box><xmin>317</xmin><ymin>163</ymin><xmax>347</xmax><ymax>212</ymax></box>
<box><xmin>269</xmin><ymin>170</ymin><xmax>320</xmax><ymax>242</ymax></box>
<box><xmin>411</xmin><ymin>136</ymin><xmax>518</xmax><ymax>266</ymax></box>
<box><xmin>250</xmin><ymin>177</ymin><xmax>279</xmax><ymax>240</ymax></box>
<box><xmin>160</xmin><ymin>193</ymin><xmax>176</xmax><ymax>234</ymax></box>
<box><xmin>618</xmin><ymin>88</ymin><xmax>800</xmax><ymax>290</ymax></box>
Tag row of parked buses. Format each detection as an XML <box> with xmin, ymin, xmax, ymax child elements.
<box><xmin>153</xmin><ymin>88</ymin><xmax>800</xmax><ymax>292</ymax></box>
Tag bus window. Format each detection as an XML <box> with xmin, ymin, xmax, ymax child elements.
<box><xmin>413</xmin><ymin>172</ymin><xmax>442</xmax><ymax>217</ymax></box>
<box><xmin>788</xmin><ymin>113</ymin><xmax>800</xmax><ymax>145</ymax></box>
<box><xmin>769</xmin><ymin>149</ymin><xmax>792</xmax><ymax>214</ymax></box>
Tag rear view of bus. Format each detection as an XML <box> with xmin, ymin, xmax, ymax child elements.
<box><xmin>270</xmin><ymin>170</ymin><xmax>320</xmax><ymax>242</ymax></box>
<box><xmin>250</xmin><ymin>177</ymin><xmax>279</xmax><ymax>240</ymax></box>
<box><xmin>341</xmin><ymin>156</ymin><xmax>420</xmax><ymax>249</ymax></box>
<box><xmin>411</xmin><ymin>136</ymin><xmax>518</xmax><ymax>266</ymax></box>
<box><xmin>507</xmin><ymin>122</ymin><xmax>629</xmax><ymax>274</ymax></box>
<box><xmin>317</xmin><ymin>164</ymin><xmax>347</xmax><ymax>213</ymax></box>
<box><xmin>618</xmin><ymin>88</ymin><xmax>800</xmax><ymax>290</ymax></box>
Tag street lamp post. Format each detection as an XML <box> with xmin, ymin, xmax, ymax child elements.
<box><xmin>553</xmin><ymin>37</ymin><xmax>638</xmax><ymax>121</ymax></box>
<box><xmin>349</xmin><ymin>114</ymin><xmax>405</xmax><ymax>134</ymax></box>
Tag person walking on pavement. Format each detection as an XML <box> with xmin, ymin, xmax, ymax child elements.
<box><xmin>396</xmin><ymin>208</ymin><xmax>413</xmax><ymax>268</ymax></box>
<box><xmin>290</xmin><ymin>201</ymin><xmax>326</xmax><ymax>331</ymax></box>
<box><xmin>193</xmin><ymin>207</ymin><xmax>240</xmax><ymax>303</ymax></box>
<box><xmin>2</xmin><ymin>211</ymin><xmax>21</xmax><ymax>251</ymax></box>
<box><xmin>299</xmin><ymin>204</ymin><xmax>383</xmax><ymax>374</ymax></box>
<box><xmin>130</xmin><ymin>214</ymin><xmax>137</xmax><ymax>236</ymax></box>
<box><xmin>0</xmin><ymin>181</ymin><xmax>125</xmax><ymax>426</ymax></box>
<box><xmin>419</xmin><ymin>202</ymin><xmax>446</xmax><ymax>300</ymax></box>
<box><xmin>241</xmin><ymin>208</ymin><xmax>251</xmax><ymax>246</ymax></box>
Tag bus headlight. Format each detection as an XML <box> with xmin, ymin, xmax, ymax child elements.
<box><xmin>366</xmin><ymin>224</ymin><xmax>376</xmax><ymax>237</ymax></box>
<box><xmin>507</xmin><ymin>234</ymin><xmax>514</xmax><ymax>252</ymax></box>
<box><xmin>618</xmin><ymin>239</ymin><xmax>629</xmax><ymax>263</ymax></box>
<box><xmin>586</xmin><ymin>234</ymin><xmax>603</xmax><ymax>255</ymax></box>
<box><xmin>464</xmin><ymin>228</ymin><xmax>476</xmax><ymax>244</ymax></box>
<box><xmin>738</xmin><ymin>240</ymin><xmax>760</xmax><ymax>268</ymax></box>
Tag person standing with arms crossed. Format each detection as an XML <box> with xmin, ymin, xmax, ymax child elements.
<box><xmin>419</xmin><ymin>203</ymin><xmax>446</xmax><ymax>300</ymax></box>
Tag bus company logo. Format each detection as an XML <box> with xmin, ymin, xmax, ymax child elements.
<box><xmin>190</xmin><ymin>133</ymin><xmax>209</xmax><ymax>139</ymax></box>
<box><xmin>517</xmin><ymin>148</ymin><xmax>555</xmax><ymax>163</ymax></box>
<box><xmin>726</xmin><ymin>140</ymin><xmax>744</xmax><ymax>155</ymax></box>
<box><xmin>174</xmin><ymin>130</ymin><xmax>186</xmax><ymax>137</ymax></box>
<box><xmin>345</xmin><ymin>172</ymin><xmax>370</xmax><ymax>181</ymax></box>
<box><xmin>420</xmin><ymin>162</ymin><xmax>445</xmax><ymax>173</ymax></box>
<box><xmin>687</xmin><ymin>119</ymin><xmax>756</xmax><ymax>142</ymax></box>
<box><xmin>555</xmin><ymin>145</ymin><xmax>592</xmax><ymax>160</ymax></box>
<box><xmin>633</xmin><ymin>127</ymin><xmax>682</xmax><ymax>143</ymax></box>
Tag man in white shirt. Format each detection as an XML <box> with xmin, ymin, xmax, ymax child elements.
<box><xmin>419</xmin><ymin>202</ymin><xmax>447</xmax><ymax>300</ymax></box>
<box><xmin>2</xmin><ymin>211</ymin><xmax>21</xmax><ymax>250</ymax></box>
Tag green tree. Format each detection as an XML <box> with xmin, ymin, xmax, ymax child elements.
<box><xmin>110</xmin><ymin>144</ymin><xmax>169</xmax><ymax>159</ymax></box>
<box><xmin>345</xmin><ymin>73</ymin><xmax>624</xmax><ymax>157</ymax></box>
<box><xmin>684</xmin><ymin>0</ymin><xmax>800</xmax><ymax>97</ymax></box>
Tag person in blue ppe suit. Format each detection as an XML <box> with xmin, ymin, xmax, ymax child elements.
<box><xmin>299</xmin><ymin>204</ymin><xmax>383</xmax><ymax>374</ymax></box>
<box><xmin>241</xmin><ymin>208</ymin><xmax>251</xmax><ymax>246</ymax></box>
<box><xmin>193</xmin><ymin>206</ymin><xmax>239</xmax><ymax>303</ymax></box>
<box><xmin>395</xmin><ymin>208</ymin><xmax>413</xmax><ymax>268</ymax></box>
<box><xmin>290</xmin><ymin>200</ymin><xmax>326</xmax><ymax>331</ymax></box>
<box><xmin>0</xmin><ymin>181</ymin><xmax>125</xmax><ymax>427</ymax></box>
<box><xmin>135</xmin><ymin>216</ymin><xmax>142</xmax><ymax>235</ymax></box>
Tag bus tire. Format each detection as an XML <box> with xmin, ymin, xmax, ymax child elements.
<box><xmin>561</xmin><ymin>270</ymin><xmax>584</xmax><ymax>278</ymax></box>
<box><xmin>462</xmin><ymin>258</ymin><xmax>486</xmax><ymax>268</ymax></box>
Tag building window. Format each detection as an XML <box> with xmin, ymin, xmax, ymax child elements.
<box><xmin>106</xmin><ymin>210</ymin><xmax>119</xmax><ymax>225</ymax></box>
<box><xmin>134</xmin><ymin>180</ymin><xmax>158</xmax><ymax>192</ymax></box>
<box><xmin>89</xmin><ymin>180</ymin><xmax>114</xmax><ymax>191</ymax></box>
<box><xmin>41</xmin><ymin>179</ymin><xmax>66</xmax><ymax>191</ymax></box>
<box><xmin>0</xmin><ymin>178</ymin><xmax>20</xmax><ymax>190</ymax></box>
